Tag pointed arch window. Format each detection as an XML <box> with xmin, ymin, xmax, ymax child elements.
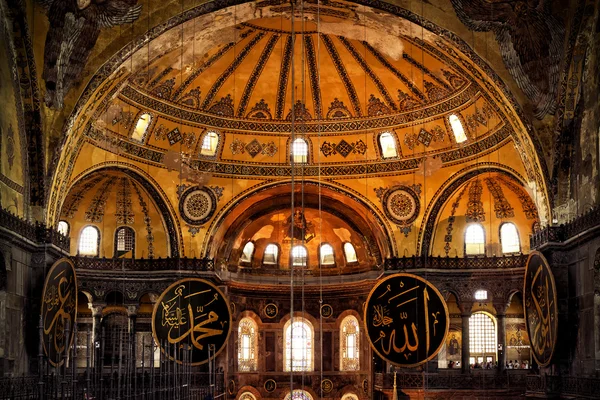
<box><xmin>500</xmin><ymin>223</ymin><xmax>521</xmax><ymax>254</ymax></box>
<box><xmin>344</xmin><ymin>242</ymin><xmax>358</xmax><ymax>263</ymax></box>
<box><xmin>132</xmin><ymin>113</ymin><xmax>152</xmax><ymax>142</ymax></box>
<box><xmin>340</xmin><ymin>316</ymin><xmax>360</xmax><ymax>371</ymax></box>
<box><xmin>284</xmin><ymin>391</ymin><xmax>313</xmax><ymax>400</ymax></box>
<box><xmin>263</xmin><ymin>244</ymin><xmax>279</xmax><ymax>265</ymax></box>
<box><xmin>200</xmin><ymin>131</ymin><xmax>219</xmax><ymax>156</ymax></box>
<box><xmin>319</xmin><ymin>244</ymin><xmax>334</xmax><ymax>266</ymax></box>
<box><xmin>379</xmin><ymin>132</ymin><xmax>398</xmax><ymax>158</ymax></box>
<box><xmin>291</xmin><ymin>245</ymin><xmax>308</xmax><ymax>267</ymax></box>
<box><xmin>449</xmin><ymin>114</ymin><xmax>467</xmax><ymax>143</ymax></box>
<box><xmin>465</xmin><ymin>224</ymin><xmax>485</xmax><ymax>256</ymax></box>
<box><xmin>57</xmin><ymin>220</ymin><xmax>69</xmax><ymax>236</ymax></box>
<box><xmin>79</xmin><ymin>226</ymin><xmax>100</xmax><ymax>256</ymax></box>
<box><xmin>284</xmin><ymin>318</ymin><xmax>313</xmax><ymax>372</ymax></box>
<box><xmin>115</xmin><ymin>227</ymin><xmax>135</xmax><ymax>258</ymax></box>
<box><xmin>240</xmin><ymin>242</ymin><xmax>255</xmax><ymax>263</ymax></box>
<box><xmin>237</xmin><ymin>318</ymin><xmax>258</xmax><ymax>372</ymax></box>
<box><xmin>291</xmin><ymin>138</ymin><xmax>308</xmax><ymax>164</ymax></box>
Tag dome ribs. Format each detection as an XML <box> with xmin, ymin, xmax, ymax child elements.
<box><xmin>275</xmin><ymin>35</ymin><xmax>294</xmax><ymax>119</ymax></box>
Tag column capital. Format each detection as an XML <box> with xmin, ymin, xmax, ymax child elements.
<box><xmin>126</xmin><ymin>304</ymin><xmax>139</xmax><ymax>317</ymax></box>
<box><xmin>459</xmin><ymin>302</ymin><xmax>473</xmax><ymax>316</ymax></box>
<box><xmin>89</xmin><ymin>302</ymin><xmax>106</xmax><ymax>317</ymax></box>
<box><xmin>493</xmin><ymin>301</ymin><xmax>510</xmax><ymax>316</ymax></box>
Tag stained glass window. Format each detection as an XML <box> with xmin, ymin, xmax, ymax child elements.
<box><xmin>291</xmin><ymin>138</ymin><xmax>308</xmax><ymax>164</ymax></box>
<box><xmin>79</xmin><ymin>226</ymin><xmax>100</xmax><ymax>256</ymax></box>
<box><xmin>344</xmin><ymin>243</ymin><xmax>358</xmax><ymax>263</ymax></box>
<box><xmin>284</xmin><ymin>390</ymin><xmax>313</xmax><ymax>400</ymax></box>
<box><xmin>500</xmin><ymin>223</ymin><xmax>520</xmax><ymax>253</ymax></box>
<box><xmin>465</xmin><ymin>224</ymin><xmax>485</xmax><ymax>255</ymax></box>
<box><xmin>240</xmin><ymin>242</ymin><xmax>254</xmax><ymax>263</ymax></box>
<box><xmin>200</xmin><ymin>131</ymin><xmax>219</xmax><ymax>156</ymax></box>
<box><xmin>379</xmin><ymin>132</ymin><xmax>398</xmax><ymax>158</ymax></box>
<box><xmin>238</xmin><ymin>318</ymin><xmax>257</xmax><ymax>372</ymax></box>
<box><xmin>340</xmin><ymin>316</ymin><xmax>360</xmax><ymax>371</ymax></box>
<box><xmin>469</xmin><ymin>312</ymin><xmax>496</xmax><ymax>356</ymax></box>
<box><xmin>284</xmin><ymin>318</ymin><xmax>313</xmax><ymax>372</ymax></box>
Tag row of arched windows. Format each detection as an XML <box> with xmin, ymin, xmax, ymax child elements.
<box><xmin>239</xmin><ymin>390</ymin><xmax>358</xmax><ymax>400</ymax></box>
<box><xmin>464</xmin><ymin>222</ymin><xmax>521</xmax><ymax>255</ymax></box>
<box><xmin>59</xmin><ymin>223</ymin><xmax>135</xmax><ymax>257</ymax></box>
<box><xmin>240</xmin><ymin>242</ymin><xmax>357</xmax><ymax>266</ymax></box>
<box><xmin>126</xmin><ymin>113</ymin><xmax>468</xmax><ymax>162</ymax></box>
<box><xmin>237</xmin><ymin>316</ymin><xmax>360</xmax><ymax>372</ymax></box>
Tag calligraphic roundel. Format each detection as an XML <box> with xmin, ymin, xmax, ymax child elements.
<box><xmin>364</xmin><ymin>273</ymin><xmax>449</xmax><ymax>367</ymax></box>
<box><xmin>524</xmin><ymin>251</ymin><xmax>558</xmax><ymax>367</ymax></box>
<box><xmin>152</xmin><ymin>278</ymin><xmax>232</xmax><ymax>365</ymax></box>
<box><xmin>41</xmin><ymin>258</ymin><xmax>78</xmax><ymax>366</ymax></box>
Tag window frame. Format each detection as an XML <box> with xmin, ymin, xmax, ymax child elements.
<box><xmin>340</xmin><ymin>315</ymin><xmax>360</xmax><ymax>371</ymax></box>
<box><xmin>114</xmin><ymin>226</ymin><xmax>135</xmax><ymax>258</ymax></box>
<box><xmin>318</xmin><ymin>243</ymin><xmax>335</xmax><ymax>267</ymax></box>
<box><xmin>57</xmin><ymin>220</ymin><xmax>70</xmax><ymax>237</ymax></box>
<box><xmin>237</xmin><ymin>317</ymin><xmax>258</xmax><ymax>372</ymax></box>
<box><xmin>291</xmin><ymin>245</ymin><xmax>308</xmax><ymax>267</ymax></box>
<box><xmin>239</xmin><ymin>241</ymin><xmax>255</xmax><ymax>264</ymax></box>
<box><xmin>468</xmin><ymin>311</ymin><xmax>497</xmax><ymax>360</ymax></box>
<box><xmin>283</xmin><ymin>318</ymin><xmax>314</xmax><ymax>372</ymax></box>
<box><xmin>130</xmin><ymin>112</ymin><xmax>153</xmax><ymax>143</ymax></box>
<box><xmin>262</xmin><ymin>243</ymin><xmax>280</xmax><ymax>266</ymax></box>
<box><xmin>378</xmin><ymin>131</ymin><xmax>399</xmax><ymax>159</ymax></box>
<box><xmin>499</xmin><ymin>222</ymin><xmax>521</xmax><ymax>254</ymax></box>
<box><xmin>78</xmin><ymin>225</ymin><xmax>101</xmax><ymax>257</ymax></box>
<box><xmin>199</xmin><ymin>130</ymin><xmax>220</xmax><ymax>157</ymax></box>
<box><xmin>290</xmin><ymin>137</ymin><xmax>309</xmax><ymax>164</ymax></box>
<box><xmin>474</xmin><ymin>289</ymin><xmax>488</xmax><ymax>301</ymax></box>
<box><xmin>343</xmin><ymin>242</ymin><xmax>358</xmax><ymax>264</ymax></box>
<box><xmin>447</xmin><ymin>113</ymin><xmax>468</xmax><ymax>144</ymax></box>
<box><xmin>464</xmin><ymin>223</ymin><xmax>486</xmax><ymax>256</ymax></box>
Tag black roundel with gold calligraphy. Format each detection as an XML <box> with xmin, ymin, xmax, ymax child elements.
<box><xmin>364</xmin><ymin>273</ymin><xmax>449</xmax><ymax>367</ymax></box>
<box><xmin>41</xmin><ymin>258</ymin><xmax>78</xmax><ymax>367</ymax></box>
<box><xmin>152</xmin><ymin>278</ymin><xmax>231</xmax><ymax>365</ymax></box>
<box><xmin>524</xmin><ymin>251</ymin><xmax>558</xmax><ymax>367</ymax></box>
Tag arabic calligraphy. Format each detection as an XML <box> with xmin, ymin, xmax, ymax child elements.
<box><xmin>41</xmin><ymin>258</ymin><xmax>78</xmax><ymax>367</ymax></box>
<box><xmin>524</xmin><ymin>251</ymin><xmax>557</xmax><ymax>367</ymax></box>
<box><xmin>152</xmin><ymin>278</ymin><xmax>231</xmax><ymax>365</ymax></box>
<box><xmin>364</xmin><ymin>273</ymin><xmax>449</xmax><ymax>367</ymax></box>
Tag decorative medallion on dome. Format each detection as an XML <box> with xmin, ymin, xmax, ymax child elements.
<box><xmin>367</xmin><ymin>94</ymin><xmax>391</xmax><ymax>116</ymax></box>
<box><xmin>246</xmin><ymin>99</ymin><xmax>272</xmax><ymax>119</ymax></box>
<box><xmin>320</xmin><ymin>304</ymin><xmax>333</xmax><ymax>318</ymax></box>
<box><xmin>179</xmin><ymin>87</ymin><xmax>201</xmax><ymax>109</ymax></box>
<box><xmin>286</xmin><ymin>100</ymin><xmax>312</xmax><ymax>121</ymax></box>
<box><xmin>442</xmin><ymin>69</ymin><xmax>467</xmax><ymax>89</ymax></box>
<box><xmin>320</xmin><ymin>139</ymin><xmax>367</xmax><ymax>158</ymax></box>
<box><xmin>208</xmin><ymin>94</ymin><xmax>234</xmax><ymax>117</ymax></box>
<box><xmin>326</xmin><ymin>98</ymin><xmax>351</xmax><ymax>119</ymax></box>
<box><xmin>321</xmin><ymin>379</ymin><xmax>333</xmax><ymax>393</ymax></box>
<box><xmin>397</xmin><ymin>89</ymin><xmax>422</xmax><ymax>111</ymax></box>
<box><xmin>179</xmin><ymin>186</ymin><xmax>217</xmax><ymax>225</ymax></box>
<box><xmin>167</xmin><ymin>128</ymin><xmax>183</xmax><ymax>146</ymax></box>
<box><xmin>382</xmin><ymin>186</ymin><xmax>420</xmax><ymax>225</ymax></box>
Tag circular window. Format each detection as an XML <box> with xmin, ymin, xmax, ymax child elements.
<box><xmin>382</xmin><ymin>186</ymin><xmax>420</xmax><ymax>224</ymax></box>
<box><xmin>179</xmin><ymin>186</ymin><xmax>217</xmax><ymax>225</ymax></box>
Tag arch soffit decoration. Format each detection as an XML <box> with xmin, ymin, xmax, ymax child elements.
<box><xmin>418</xmin><ymin>163</ymin><xmax>537</xmax><ymax>257</ymax></box>
<box><xmin>205</xmin><ymin>179</ymin><xmax>394</xmax><ymax>260</ymax></box>
<box><xmin>47</xmin><ymin>0</ymin><xmax>551</xmax><ymax>228</ymax></box>
<box><xmin>60</xmin><ymin>163</ymin><xmax>182</xmax><ymax>257</ymax></box>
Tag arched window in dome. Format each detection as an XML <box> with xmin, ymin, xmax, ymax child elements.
<box><xmin>344</xmin><ymin>242</ymin><xmax>358</xmax><ymax>263</ymax></box>
<box><xmin>500</xmin><ymin>223</ymin><xmax>521</xmax><ymax>254</ymax></box>
<box><xmin>200</xmin><ymin>131</ymin><xmax>219</xmax><ymax>156</ymax></box>
<box><xmin>131</xmin><ymin>113</ymin><xmax>152</xmax><ymax>142</ymax></box>
<box><xmin>340</xmin><ymin>316</ymin><xmax>360</xmax><ymax>371</ymax></box>
<box><xmin>239</xmin><ymin>393</ymin><xmax>257</xmax><ymax>400</ymax></box>
<box><xmin>379</xmin><ymin>132</ymin><xmax>398</xmax><ymax>158</ymax></box>
<box><xmin>57</xmin><ymin>220</ymin><xmax>69</xmax><ymax>236</ymax></box>
<box><xmin>115</xmin><ymin>227</ymin><xmax>135</xmax><ymax>258</ymax></box>
<box><xmin>319</xmin><ymin>244</ymin><xmax>334</xmax><ymax>266</ymax></box>
<box><xmin>449</xmin><ymin>114</ymin><xmax>467</xmax><ymax>143</ymax></box>
<box><xmin>341</xmin><ymin>394</ymin><xmax>359</xmax><ymax>400</ymax></box>
<box><xmin>238</xmin><ymin>318</ymin><xmax>258</xmax><ymax>372</ymax></box>
<box><xmin>465</xmin><ymin>224</ymin><xmax>485</xmax><ymax>256</ymax></box>
<box><xmin>469</xmin><ymin>312</ymin><xmax>497</xmax><ymax>364</ymax></box>
<box><xmin>284</xmin><ymin>390</ymin><xmax>313</xmax><ymax>400</ymax></box>
<box><xmin>291</xmin><ymin>138</ymin><xmax>308</xmax><ymax>164</ymax></box>
<box><xmin>263</xmin><ymin>244</ymin><xmax>279</xmax><ymax>265</ymax></box>
<box><xmin>284</xmin><ymin>318</ymin><xmax>313</xmax><ymax>372</ymax></box>
<box><xmin>240</xmin><ymin>242</ymin><xmax>255</xmax><ymax>263</ymax></box>
<box><xmin>79</xmin><ymin>226</ymin><xmax>100</xmax><ymax>256</ymax></box>
<box><xmin>292</xmin><ymin>245</ymin><xmax>308</xmax><ymax>267</ymax></box>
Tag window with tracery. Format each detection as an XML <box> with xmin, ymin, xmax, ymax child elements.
<box><xmin>340</xmin><ymin>316</ymin><xmax>360</xmax><ymax>371</ymax></box>
<box><xmin>319</xmin><ymin>244</ymin><xmax>334</xmax><ymax>266</ymax></box>
<box><xmin>79</xmin><ymin>226</ymin><xmax>100</xmax><ymax>256</ymax></box>
<box><xmin>284</xmin><ymin>318</ymin><xmax>313</xmax><ymax>372</ymax></box>
<box><xmin>284</xmin><ymin>390</ymin><xmax>313</xmax><ymax>400</ymax></box>
<box><xmin>57</xmin><ymin>220</ymin><xmax>69</xmax><ymax>236</ymax></box>
<box><xmin>240</xmin><ymin>242</ymin><xmax>254</xmax><ymax>263</ymax></box>
<box><xmin>465</xmin><ymin>224</ymin><xmax>485</xmax><ymax>255</ymax></box>
<box><xmin>292</xmin><ymin>245</ymin><xmax>308</xmax><ymax>267</ymax></box>
<box><xmin>263</xmin><ymin>244</ymin><xmax>279</xmax><ymax>265</ymax></box>
<box><xmin>238</xmin><ymin>318</ymin><xmax>257</xmax><ymax>372</ymax></box>
<box><xmin>500</xmin><ymin>223</ymin><xmax>520</xmax><ymax>254</ymax></box>
<box><xmin>132</xmin><ymin>113</ymin><xmax>152</xmax><ymax>142</ymax></box>
<box><xmin>291</xmin><ymin>138</ymin><xmax>308</xmax><ymax>164</ymax></box>
<box><xmin>469</xmin><ymin>312</ymin><xmax>497</xmax><ymax>357</ymax></box>
<box><xmin>200</xmin><ymin>131</ymin><xmax>219</xmax><ymax>156</ymax></box>
<box><xmin>449</xmin><ymin>114</ymin><xmax>467</xmax><ymax>143</ymax></box>
<box><xmin>344</xmin><ymin>242</ymin><xmax>358</xmax><ymax>263</ymax></box>
<box><xmin>379</xmin><ymin>132</ymin><xmax>398</xmax><ymax>158</ymax></box>
<box><xmin>115</xmin><ymin>227</ymin><xmax>134</xmax><ymax>257</ymax></box>
<box><xmin>239</xmin><ymin>393</ymin><xmax>257</xmax><ymax>400</ymax></box>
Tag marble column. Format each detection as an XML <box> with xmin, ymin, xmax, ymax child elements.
<box><xmin>89</xmin><ymin>303</ymin><xmax>105</xmax><ymax>365</ymax></box>
<box><xmin>126</xmin><ymin>305</ymin><xmax>138</xmax><ymax>368</ymax></box>
<box><xmin>460</xmin><ymin>302</ymin><xmax>473</xmax><ymax>373</ymax></box>
<box><xmin>494</xmin><ymin>302</ymin><xmax>509</xmax><ymax>371</ymax></box>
